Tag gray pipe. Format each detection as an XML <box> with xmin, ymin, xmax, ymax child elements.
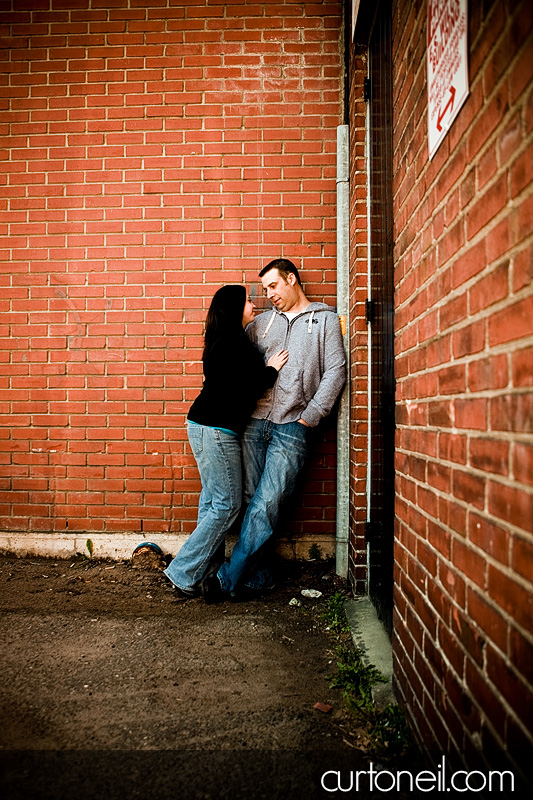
<box><xmin>336</xmin><ymin>124</ymin><xmax>350</xmax><ymax>578</ymax></box>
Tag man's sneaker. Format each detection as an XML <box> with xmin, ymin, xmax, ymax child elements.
<box><xmin>201</xmin><ymin>574</ymin><xmax>226</xmax><ymax>604</ymax></box>
<box><xmin>229</xmin><ymin>583</ymin><xmax>276</xmax><ymax>602</ymax></box>
<box><xmin>174</xmin><ymin>585</ymin><xmax>196</xmax><ymax>599</ymax></box>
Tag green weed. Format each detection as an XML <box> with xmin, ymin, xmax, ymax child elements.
<box><xmin>371</xmin><ymin>703</ymin><xmax>412</xmax><ymax>753</ymax></box>
<box><xmin>328</xmin><ymin>643</ymin><xmax>388</xmax><ymax>711</ymax></box>
<box><xmin>74</xmin><ymin>539</ymin><xmax>94</xmax><ymax>564</ymax></box>
<box><xmin>321</xmin><ymin>591</ymin><xmax>351</xmax><ymax>634</ymax></box>
<box><xmin>320</xmin><ymin>593</ymin><xmax>413</xmax><ymax>757</ymax></box>
<box><xmin>308</xmin><ymin>543</ymin><xmax>322</xmax><ymax>561</ymax></box>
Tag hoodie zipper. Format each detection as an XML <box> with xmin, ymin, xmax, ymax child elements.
<box><xmin>264</xmin><ymin>309</ymin><xmax>315</xmax><ymax>421</ymax></box>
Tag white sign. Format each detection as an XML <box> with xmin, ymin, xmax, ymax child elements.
<box><xmin>351</xmin><ymin>0</ymin><xmax>360</xmax><ymax>40</ymax></box>
<box><xmin>427</xmin><ymin>0</ymin><xmax>469</xmax><ymax>159</ymax></box>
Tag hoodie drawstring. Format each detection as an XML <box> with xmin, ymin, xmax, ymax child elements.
<box><xmin>262</xmin><ymin>310</ymin><xmax>277</xmax><ymax>338</ymax></box>
<box><xmin>263</xmin><ymin>309</ymin><xmax>316</xmax><ymax>337</ymax></box>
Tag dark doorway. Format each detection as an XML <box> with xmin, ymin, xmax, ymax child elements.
<box><xmin>366</xmin><ymin>0</ymin><xmax>395</xmax><ymax>636</ymax></box>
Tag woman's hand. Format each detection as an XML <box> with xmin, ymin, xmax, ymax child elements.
<box><xmin>267</xmin><ymin>349</ymin><xmax>289</xmax><ymax>371</ymax></box>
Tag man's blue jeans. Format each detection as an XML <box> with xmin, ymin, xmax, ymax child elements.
<box><xmin>217</xmin><ymin>418</ymin><xmax>312</xmax><ymax>592</ymax></box>
<box><xmin>164</xmin><ymin>422</ymin><xmax>242</xmax><ymax>594</ymax></box>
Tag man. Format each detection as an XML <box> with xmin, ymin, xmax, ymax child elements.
<box><xmin>202</xmin><ymin>258</ymin><xmax>346</xmax><ymax>602</ymax></box>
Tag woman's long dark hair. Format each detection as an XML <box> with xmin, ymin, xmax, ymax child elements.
<box><xmin>203</xmin><ymin>284</ymin><xmax>247</xmax><ymax>355</ymax></box>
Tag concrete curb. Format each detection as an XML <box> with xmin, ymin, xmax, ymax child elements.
<box><xmin>344</xmin><ymin>596</ymin><xmax>395</xmax><ymax>710</ymax></box>
<box><xmin>0</xmin><ymin>532</ymin><xmax>336</xmax><ymax>562</ymax></box>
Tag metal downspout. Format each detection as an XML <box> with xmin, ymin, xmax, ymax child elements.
<box><xmin>336</xmin><ymin>124</ymin><xmax>350</xmax><ymax>578</ymax></box>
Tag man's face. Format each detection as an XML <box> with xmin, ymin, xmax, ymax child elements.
<box><xmin>261</xmin><ymin>268</ymin><xmax>299</xmax><ymax>312</ymax></box>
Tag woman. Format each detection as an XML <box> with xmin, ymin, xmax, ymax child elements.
<box><xmin>163</xmin><ymin>284</ymin><xmax>288</xmax><ymax>597</ymax></box>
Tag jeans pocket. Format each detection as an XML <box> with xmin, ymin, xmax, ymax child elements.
<box><xmin>283</xmin><ymin>421</ymin><xmax>311</xmax><ymax>453</ymax></box>
<box><xmin>187</xmin><ymin>423</ymin><xmax>203</xmax><ymax>454</ymax></box>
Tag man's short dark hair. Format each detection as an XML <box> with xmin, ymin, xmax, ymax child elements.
<box><xmin>259</xmin><ymin>258</ymin><xmax>302</xmax><ymax>286</ymax></box>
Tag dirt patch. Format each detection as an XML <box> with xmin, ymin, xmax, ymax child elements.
<box><xmin>1</xmin><ymin>553</ymin><xmax>409</xmax><ymax>799</ymax></box>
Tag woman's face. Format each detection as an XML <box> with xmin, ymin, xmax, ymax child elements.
<box><xmin>242</xmin><ymin>294</ymin><xmax>256</xmax><ymax>327</ymax></box>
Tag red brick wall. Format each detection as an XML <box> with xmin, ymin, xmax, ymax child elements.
<box><xmin>392</xmin><ymin>0</ymin><xmax>533</xmax><ymax>765</ymax></box>
<box><xmin>0</xmin><ymin>0</ymin><xmax>343</xmax><ymax>553</ymax></box>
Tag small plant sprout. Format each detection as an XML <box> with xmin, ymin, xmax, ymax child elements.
<box><xmin>75</xmin><ymin>539</ymin><xmax>94</xmax><ymax>563</ymax></box>
<box><xmin>308</xmin><ymin>543</ymin><xmax>322</xmax><ymax>561</ymax></box>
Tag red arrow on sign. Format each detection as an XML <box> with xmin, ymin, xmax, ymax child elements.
<box><xmin>437</xmin><ymin>86</ymin><xmax>456</xmax><ymax>131</ymax></box>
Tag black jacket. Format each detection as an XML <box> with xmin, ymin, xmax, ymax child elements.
<box><xmin>187</xmin><ymin>332</ymin><xmax>278</xmax><ymax>435</ymax></box>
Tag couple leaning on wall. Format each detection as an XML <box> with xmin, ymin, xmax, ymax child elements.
<box><xmin>163</xmin><ymin>258</ymin><xmax>347</xmax><ymax>603</ymax></box>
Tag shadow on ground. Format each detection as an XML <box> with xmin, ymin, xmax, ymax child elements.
<box><xmin>0</xmin><ymin>554</ymin><xmax>422</xmax><ymax>799</ymax></box>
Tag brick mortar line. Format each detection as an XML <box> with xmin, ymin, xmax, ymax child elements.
<box><xmin>390</xmin><ymin>651</ymin><xmax>438</xmax><ymax>749</ymax></box>
<box><xmin>395</xmin><ymin>226</ymin><xmax>533</xmax><ymax>292</ymax></box>
<box><xmin>394</xmin><ymin>582</ymin><xmax>533</xmax><ymax>738</ymax></box>
<box><xmin>392</xmin><ymin>599</ymin><xmax>530</xmax><ymax>757</ymax></box>
<box><xmin>395</xmin><ymin>405</ymin><xmax>533</xmax><ymax>426</ymax></box>
<box><xmin>394</xmin><ymin>555</ymin><xmax>532</xmax><ymax>686</ymax></box>
<box><xmin>395</xmin><ymin>332</ymin><xmax>533</xmax><ymax>357</ymax></box>
<box><xmin>395</xmin><ymin>426</ymin><xmax>533</xmax><ymax>446</ymax></box>
<box><xmin>394</xmin><ymin>567</ymin><xmax>533</xmax><ymax>708</ymax></box>
<box><xmin>407</xmin><ymin>576</ymin><xmax>533</xmax><ymax>680</ymax></box>
<box><xmin>394</xmin><ymin>205</ymin><xmax>533</xmax><ymax>304</ymax></box>
<box><xmin>392</xmin><ymin>628</ymin><xmax>467</xmax><ymax>754</ymax></box>
<box><xmin>395</xmin><ymin>509</ymin><xmax>533</xmax><ymax>591</ymax></box>
<box><xmin>395</xmin><ymin>473</ymin><xmax>533</xmax><ymax>526</ymax></box>
<box><xmin>395</xmin><ymin>429</ymin><xmax>533</xmax><ymax>447</ymax></box>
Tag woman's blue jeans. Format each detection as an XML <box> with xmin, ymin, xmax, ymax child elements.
<box><xmin>164</xmin><ymin>422</ymin><xmax>242</xmax><ymax>594</ymax></box>
<box><xmin>217</xmin><ymin>419</ymin><xmax>311</xmax><ymax>592</ymax></box>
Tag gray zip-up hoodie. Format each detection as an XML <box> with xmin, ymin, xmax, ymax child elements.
<box><xmin>246</xmin><ymin>303</ymin><xmax>346</xmax><ymax>428</ymax></box>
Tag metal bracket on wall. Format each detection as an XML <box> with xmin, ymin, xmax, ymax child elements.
<box><xmin>363</xmin><ymin>77</ymin><xmax>371</xmax><ymax>102</ymax></box>
<box><xmin>365</xmin><ymin>298</ymin><xmax>375</xmax><ymax>324</ymax></box>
